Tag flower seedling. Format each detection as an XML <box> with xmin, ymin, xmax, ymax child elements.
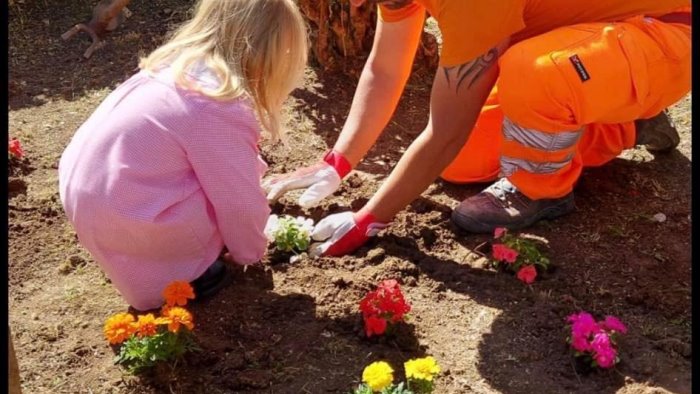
<box><xmin>104</xmin><ymin>281</ymin><xmax>199</xmax><ymax>374</ymax></box>
<box><xmin>8</xmin><ymin>138</ymin><xmax>24</xmax><ymax>160</ymax></box>
<box><xmin>489</xmin><ymin>227</ymin><xmax>550</xmax><ymax>284</ymax></box>
<box><xmin>265</xmin><ymin>214</ymin><xmax>314</xmax><ymax>254</ymax></box>
<box><xmin>359</xmin><ymin>279</ymin><xmax>411</xmax><ymax>337</ymax></box>
<box><xmin>353</xmin><ymin>356</ymin><xmax>441</xmax><ymax>394</ymax></box>
<box><xmin>567</xmin><ymin>311</ymin><xmax>627</xmax><ymax>370</ymax></box>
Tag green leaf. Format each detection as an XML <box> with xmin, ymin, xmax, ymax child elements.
<box><xmin>407</xmin><ymin>378</ymin><xmax>434</xmax><ymax>394</ymax></box>
<box><xmin>113</xmin><ymin>330</ymin><xmax>198</xmax><ymax>375</ymax></box>
<box><xmin>273</xmin><ymin>216</ymin><xmax>312</xmax><ymax>253</ymax></box>
<box><xmin>352</xmin><ymin>384</ymin><xmax>374</xmax><ymax>394</ymax></box>
<box><xmin>387</xmin><ymin>382</ymin><xmax>415</xmax><ymax>394</ymax></box>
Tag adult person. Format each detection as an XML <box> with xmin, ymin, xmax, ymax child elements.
<box><xmin>264</xmin><ymin>0</ymin><xmax>691</xmax><ymax>257</ymax></box>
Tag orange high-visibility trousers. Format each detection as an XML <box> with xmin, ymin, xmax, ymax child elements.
<box><xmin>441</xmin><ymin>13</ymin><xmax>691</xmax><ymax>200</ymax></box>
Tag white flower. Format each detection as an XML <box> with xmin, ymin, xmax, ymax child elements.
<box><xmin>266</xmin><ymin>214</ymin><xmax>314</xmax><ymax>252</ymax></box>
<box><xmin>264</xmin><ymin>214</ymin><xmax>279</xmax><ymax>241</ymax></box>
<box><xmin>295</xmin><ymin>216</ymin><xmax>314</xmax><ymax>232</ymax></box>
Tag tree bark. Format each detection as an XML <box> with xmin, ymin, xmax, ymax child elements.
<box><xmin>297</xmin><ymin>0</ymin><xmax>438</xmax><ymax>78</ymax></box>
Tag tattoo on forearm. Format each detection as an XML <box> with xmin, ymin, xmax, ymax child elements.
<box><xmin>443</xmin><ymin>47</ymin><xmax>499</xmax><ymax>92</ymax></box>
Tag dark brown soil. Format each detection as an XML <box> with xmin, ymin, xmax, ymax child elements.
<box><xmin>8</xmin><ymin>1</ymin><xmax>691</xmax><ymax>393</ymax></box>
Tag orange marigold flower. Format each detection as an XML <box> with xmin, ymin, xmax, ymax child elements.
<box><xmin>162</xmin><ymin>280</ymin><xmax>195</xmax><ymax>307</ymax></box>
<box><xmin>104</xmin><ymin>312</ymin><xmax>136</xmax><ymax>345</ymax></box>
<box><xmin>134</xmin><ymin>314</ymin><xmax>162</xmax><ymax>338</ymax></box>
<box><xmin>161</xmin><ymin>306</ymin><xmax>194</xmax><ymax>333</ymax></box>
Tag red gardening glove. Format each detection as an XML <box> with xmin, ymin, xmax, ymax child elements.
<box><xmin>309</xmin><ymin>209</ymin><xmax>388</xmax><ymax>257</ymax></box>
<box><xmin>262</xmin><ymin>150</ymin><xmax>352</xmax><ymax>208</ymax></box>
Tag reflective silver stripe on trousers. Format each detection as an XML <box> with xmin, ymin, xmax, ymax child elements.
<box><xmin>503</xmin><ymin>116</ymin><xmax>583</xmax><ymax>151</ymax></box>
<box><xmin>500</xmin><ymin>154</ymin><xmax>574</xmax><ymax>177</ymax></box>
<box><xmin>500</xmin><ymin>117</ymin><xmax>582</xmax><ymax>176</ymax></box>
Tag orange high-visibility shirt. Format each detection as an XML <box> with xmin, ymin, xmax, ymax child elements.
<box><xmin>378</xmin><ymin>0</ymin><xmax>691</xmax><ymax>67</ymax></box>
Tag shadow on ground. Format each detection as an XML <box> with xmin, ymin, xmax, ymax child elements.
<box><xmin>122</xmin><ymin>263</ymin><xmax>426</xmax><ymax>393</ymax></box>
<box><xmin>380</xmin><ymin>149</ymin><xmax>691</xmax><ymax>393</ymax></box>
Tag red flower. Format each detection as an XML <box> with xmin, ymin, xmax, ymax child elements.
<box><xmin>8</xmin><ymin>138</ymin><xmax>24</xmax><ymax>159</ymax></box>
<box><xmin>516</xmin><ymin>265</ymin><xmax>537</xmax><ymax>284</ymax></box>
<box><xmin>364</xmin><ymin>315</ymin><xmax>387</xmax><ymax>337</ymax></box>
<box><xmin>492</xmin><ymin>244</ymin><xmax>519</xmax><ymax>263</ymax></box>
<box><xmin>381</xmin><ymin>296</ymin><xmax>410</xmax><ymax>322</ymax></box>
<box><xmin>360</xmin><ymin>292</ymin><xmax>380</xmax><ymax>317</ymax></box>
<box><xmin>359</xmin><ymin>279</ymin><xmax>412</xmax><ymax>337</ymax></box>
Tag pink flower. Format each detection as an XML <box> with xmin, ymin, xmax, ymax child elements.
<box><xmin>570</xmin><ymin>332</ymin><xmax>590</xmax><ymax>352</ymax></box>
<box><xmin>566</xmin><ymin>312</ymin><xmax>587</xmax><ymax>324</ymax></box>
<box><xmin>516</xmin><ymin>265</ymin><xmax>537</xmax><ymax>284</ymax></box>
<box><xmin>601</xmin><ymin>316</ymin><xmax>627</xmax><ymax>334</ymax></box>
<box><xmin>8</xmin><ymin>138</ymin><xmax>24</xmax><ymax>159</ymax></box>
<box><xmin>494</xmin><ymin>227</ymin><xmax>506</xmax><ymax>238</ymax></box>
<box><xmin>503</xmin><ymin>248</ymin><xmax>518</xmax><ymax>263</ymax></box>
<box><xmin>591</xmin><ymin>333</ymin><xmax>617</xmax><ymax>368</ymax></box>
<box><xmin>492</xmin><ymin>244</ymin><xmax>506</xmax><ymax>261</ymax></box>
<box><xmin>594</xmin><ymin>348</ymin><xmax>617</xmax><ymax>368</ymax></box>
<box><xmin>590</xmin><ymin>332</ymin><xmax>612</xmax><ymax>353</ymax></box>
<box><xmin>492</xmin><ymin>244</ymin><xmax>518</xmax><ymax>263</ymax></box>
<box><xmin>567</xmin><ymin>312</ymin><xmax>600</xmax><ymax>338</ymax></box>
<box><xmin>567</xmin><ymin>311</ymin><xmax>625</xmax><ymax>369</ymax></box>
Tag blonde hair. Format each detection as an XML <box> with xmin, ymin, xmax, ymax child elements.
<box><xmin>139</xmin><ymin>0</ymin><xmax>308</xmax><ymax>141</ymax></box>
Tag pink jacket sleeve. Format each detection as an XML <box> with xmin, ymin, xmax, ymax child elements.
<box><xmin>184</xmin><ymin>99</ymin><xmax>270</xmax><ymax>264</ymax></box>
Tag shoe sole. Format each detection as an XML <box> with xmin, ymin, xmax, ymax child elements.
<box><xmin>451</xmin><ymin>198</ymin><xmax>575</xmax><ymax>234</ymax></box>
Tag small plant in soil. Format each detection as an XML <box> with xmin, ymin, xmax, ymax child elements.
<box><xmin>566</xmin><ymin>311</ymin><xmax>627</xmax><ymax>371</ymax></box>
<box><xmin>265</xmin><ymin>214</ymin><xmax>314</xmax><ymax>258</ymax></box>
<box><xmin>104</xmin><ymin>281</ymin><xmax>199</xmax><ymax>374</ymax></box>
<box><xmin>488</xmin><ymin>227</ymin><xmax>550</xmax><ymax>284</ymax></box>
<box><xmin>359</xmin><ymin>279</ymin><xmax>411</xmax><ymax>337</ymax></box>
<box><xmin>8</xmin><ymin>138</ymin><xmax>24</xmax><ymax>160</ymax></box>
<box><xmin>353</xmin><ymin>356</ymin><xmax>441</xmax><ymax>394</ymax></box>
<box><xmin>8</xmin><ymin>137</ymin><xmax>28</xmax><ymax>177</ymax></box>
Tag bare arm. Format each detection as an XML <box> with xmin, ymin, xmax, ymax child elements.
<box><xmin>333</xmin><ymin>10</ymin><xmax>425</xmax><ymax>167</ymax></box>
<box><xmin>364</xmin><ymin>40</ymin><xmax>510</xmax><ymax>222</ymax></box>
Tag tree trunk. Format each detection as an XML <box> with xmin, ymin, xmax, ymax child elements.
<box><xmin>9</xmin><ymin>328</ymin><xmax>22</xmax><ymax>394</ymax></box>
<box><xmin>297</xmin><ymin>0</ymin><xmax>438</xmax><ymax>78</ymax></box>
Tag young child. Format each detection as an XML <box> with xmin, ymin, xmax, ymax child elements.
<box><xmin>58</xmin><ymin>0</ymin><xmax>308</xmax><ymax>311</ymax></box>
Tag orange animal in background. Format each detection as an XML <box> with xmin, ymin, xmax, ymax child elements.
<box><xmin>61</xmin><ymin>0</ymin><xmax>132</xmax><ymax>59</ymax></box>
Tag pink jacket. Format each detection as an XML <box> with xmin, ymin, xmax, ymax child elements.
<box><xmin>58</xmin><ymin>68</ymin><xmax>270</xmax><ymax>310</ymax></box>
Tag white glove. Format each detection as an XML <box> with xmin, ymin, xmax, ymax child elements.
<box><xmin>262</xmin><ymin>162</ymin><xmax>341</xmax><ymax>208</ymax></box>
<box><xmin>262</xmin><ymin>150</ymin><xmax>351</xmax><ymax>208</ymax></box>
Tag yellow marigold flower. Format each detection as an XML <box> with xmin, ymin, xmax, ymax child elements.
<box><xmin>104</xmin><ymin>312</ymin><xmax>136</xmax><ymax>345</ymax></box>
<box><xmin>362</xmin><ymin>361</ymin><xmax>394</xmax><ymax>392</ymax></box>
<box><xmin>161</xmin><ymin>306</ymin><xmax>194</xmax><ymax>333</ymax></box>
<box><xmin>404</xmin><ymin>356</ymin><xmax>441</xmax><ymax>382</ymax></box>
<box><xmin>162</xmin><ymin>280</ymin><xmax>195</xmax><ymax>307</ymax></box>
